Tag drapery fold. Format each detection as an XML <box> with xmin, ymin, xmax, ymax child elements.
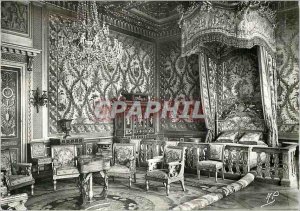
<box><xmin>258</xmin><ymin>46</ymin><xmax>278</xmax><ymax>146</ymax></box>
<box><xmin>198</xmin><ymin>53</ymin><xmax>217</xmax><ymax>142</ymax></box>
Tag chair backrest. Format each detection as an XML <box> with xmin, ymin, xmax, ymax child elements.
<box><xmin>1</xmin><ymin>150</ymin><xmax>12</xmax><ymax>172</ymax></box>
<box><xmin>113</xmin><ymin>143</ymin><xmax>135</xmax><ymax>166</ymax></box>
<box><xmin>208</xmin><ymin>144</ymin><xmax>225</xmax><ymax>161</ymax></box>
<box><xmin>30</xmin><ymin>142</ymin><xmax>46</xmax><ymax>158</ymax></box>
<box><xmin>163</xmin><ymin>146</ymin><xmax>186</xmax><ymax>164</ymax></box>
<box><xmin>129</xmin><ymin>139</ymin><xmax>141</xmax><ymax>154</ymax></box>
<box><xmin>51</xmin><ymin>145</ymin><xmax>77</xmax><ymax>168</ymax></box>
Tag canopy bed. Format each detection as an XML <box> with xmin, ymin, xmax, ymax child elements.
<box><xmin>178</xmin><ymin>1</ymin><xmax>278</xmax><ymax>147</ymax></box>
<box><xmin>177</xmin><ymin>2</ymin><xmax>297</xmax><ymax>186</ymax></box>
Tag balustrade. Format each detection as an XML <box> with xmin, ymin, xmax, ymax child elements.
<box><xmin>252</xmin><ymin>144</ymin><xmax>298</xmax><ymax>186</ymax></box>
<box><xmin>138</xmin><ymin>139</ymin><xmax>297</xmax><ymax>187</ymax></box>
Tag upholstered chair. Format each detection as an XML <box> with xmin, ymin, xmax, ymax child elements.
<box><xmin>145</xmin><ymin>146</ymin><xmax>186</xmax><ymax>196</ymax></box>
<box><xmin>30</xmin><ymin>142</ymin><xmax>52</xmax><ymax>174</ymax></box>
<box><xmin>195</xmin><ymin>144</ymin><xmax>225</xmax><ymax>182</ymax></box>
<box><xmin>1</xmin><ymin>149</ymin><xmax>35</xmax><ymax>195</ymax></box>
<box><xmin>51</xmin><ymin>145</ymin><xmax>80</xmax><ymax>191</ymax></box>
<box><xmin>107</xmin><ymin>143</ymin><xmax>136</xmax><ymax>188</ymax></box>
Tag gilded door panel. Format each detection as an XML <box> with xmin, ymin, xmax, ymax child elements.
<box><xmin>1</xmin><ymin>66</ymin><xmax>21</xmax><ymax>161</ymax></box>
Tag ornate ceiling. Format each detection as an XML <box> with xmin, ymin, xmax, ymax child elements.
<box><xmin>46</xmin><ymin>1</ymin><xmax>183</xmax><ymax>38</ymax></box>
<box><xmin>46</xmin><ymin>1</ymin><xmax>279</xmax><ymax>39</ymax></box>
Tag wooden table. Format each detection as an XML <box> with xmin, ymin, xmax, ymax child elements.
<box><xmin>77</xmin><ymin>155</ymin><xmax>111</xmax><ymax>210</ymax></box>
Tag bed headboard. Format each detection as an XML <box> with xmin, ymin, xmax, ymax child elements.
<box><xmin>217</xmin><ymin>104</ymin><xmax>266</xmax><ymax>134</ymax></box>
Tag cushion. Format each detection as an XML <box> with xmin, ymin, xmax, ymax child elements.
<box><xmin>108</xmin><ymin>165</ymin><xmax>131</xmax><ymax>174</ymax></box>
<box><xmin>239</xmin><ymin>132</ymin><xmax>263</xmax><ymax>145</ymax></box>
<box><xmin>197</xmin><ymin>160</ymin><xmax>223</xmax><ymax>170</ymax></box>
<box><xmin>32</xmin><ymin>157</ymin><xmax>52</xmax><ymax>165</ymax></box>
<box><xmin>216</xmin><ymin>131</ymin><xmax>239</xmax><ymax>143</ymax></box>
<box><xmin>146</xmin><ymin>169</ymin><xmax>168</xmax><ymax>179</ymax></box>
<box><xmin>9</xmin><ymin>175</ymin><xmax>34</xmax><ymax>187</ymax></box>
<box><xmin>56</xmin><ymin>166</ymin><xmax>79</xmax><ymax>176</ymax></box>
<box><xmin>208</xmin><ymin>144</ymin><xmax>224</xmax><ymax>161</ymax></box>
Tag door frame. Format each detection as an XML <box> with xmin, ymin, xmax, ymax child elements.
<box><xmin>1</xmin><ymin>60</ymin><xmax>32</xmax><ymax>162</ymax></box>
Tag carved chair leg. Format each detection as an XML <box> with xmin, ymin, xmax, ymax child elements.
<box><xmin>180</xmin><ymin>179</ymin><xmax>185</xmax><ymax>192</ymax></box>
<box><xmin>163</xmin><ymin>182</ymin><xmax>166</xmax><ymax>187</ymax></box>
<box><xmin>215</xmin><ymin>170</ymin><xmax>218</xmax><ymax>182</ymax></box>
<box><xmin>222</xmin><ymin>168</ymin><xmax>224</xmax><ymax>180</ymax></box>
<box><xmin>166</xmin><ymin>183</ymin><xmax>170</xmax><ymax>196</ymax></box>
<box><xmin>134</xmin><ymin>173</ymin><xmax>137</xmax><ymax>183</ymax></box>
<box><xmin>53</xmin><ymin>180</ymin><xmax>57</xmax><ymax>191</ymax></box>
<box><xmin>31</xmin><ymin>184</ymin><xmax>34</xmax><ymax>195</ymax></box>
<box><xmin>129</xmin><ymin>177</ymin><xmax>132</xmax><ymax>188</ymax></box>
<box><xmin>37</xmin><ymin>165</ymin><xmax>40</xmax><ymax>175</ymax></box>
<box><xmin>197</xmin><ymin>168</ymin><xmax>201</xmax><ymax>180</ymax></box>
<box><xmin>146</xmin><ymin>180</ymin><xmax>149</xmax><ymax>191</ymax></box>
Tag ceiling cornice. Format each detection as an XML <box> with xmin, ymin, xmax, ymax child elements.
<box><xmin>45</xmin><ymin>1</ymin><xmax>181</xmax><ymax>39</ymax></box>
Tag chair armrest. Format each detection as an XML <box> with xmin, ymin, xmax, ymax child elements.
<box><xmin>12</xmin><ymin>163</ymin><xmax>32</xmax><ymax>176</ymax></box>
<box><xmin>14</xmin><ymin>163</ymin><xmax>32</xmax><ymax>167</ymax></box>
<box><xmin>128</xmin><ymin>156</ymin><xmax>136</xmax><ymax>171</ymax></box>
<box><xmin>147</xmin><ymin>157</ymin><xmax>163</xmax><ymax>171</ymax></box>
<box><xmin>153</xmin><ymin>156</ymin><xmax>163</xmax><ymax>160</ymax></box>
<box><xmin>166</xmin><ymin>161</ymin><xmax>181</xmax><ymax>166</ymax></box>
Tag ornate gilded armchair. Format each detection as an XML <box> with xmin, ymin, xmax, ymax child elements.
<box><xmin>107</xmin><ymin>143</ymin><xmax>136</xmax><ymax>188</ymax></box>
<box><xmin>1</xmin><ymin>149</ymin><xmax>35</xmax><ymax>195</ymax></box>
<box><xmin>30</xmin><ymin>142</ymin><xmax>52</xmax><ymax>174</ymax></box>
<box><xmin>51</xmin><ymin>145</ymin><xmax>80</xmax><ymax>191</ymax></box>
<box><xmin>145</xmin><ymin>146</ymin><xmax>186</xmax><ymax>196</ymax></box>
<box><xmin>195</xmin><ymin>144</ymin><xmax>225</xmax><ymax>182</ymax></box>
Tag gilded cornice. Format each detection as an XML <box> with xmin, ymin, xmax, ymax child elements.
<box><xmin>45</xmin><ymin>1</ymin><xmax>181</xmax><ymax>39</ymax></box>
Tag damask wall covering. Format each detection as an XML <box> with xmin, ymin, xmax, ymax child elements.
<box><xmin>48</xmin><ymin>14</ymin><xmax>155</xmax><ymax>135</ymax></box>
<box><xmin>276</xmin><ymin>8</ymin><xmax>299</xmax><ymax>135</ymax></box>
<box><xmin>158</xmin><ymin>39</ymin><xmax>205</xmax><ymax>132</ymax></box>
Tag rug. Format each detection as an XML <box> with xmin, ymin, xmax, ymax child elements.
<box><xmin>25</xmin><ymin>174</ymin><xmax>226</xmax><ymax>210</ymax></box>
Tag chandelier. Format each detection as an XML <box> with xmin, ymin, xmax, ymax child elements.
<box><xmin>74</xmin><ymin>1</ymin><xmax>123</xmax><ymax>69</ymax></box>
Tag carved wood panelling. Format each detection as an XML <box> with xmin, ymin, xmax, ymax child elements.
<box><xmin>1</xmin><ymin>69</ymin><xmax>19</xmax><ymax>138</ymax></box>
<box><xmin>1</xmin><ymin>1</ymin><xmax>29</xmax><ymax>34</ymax></box>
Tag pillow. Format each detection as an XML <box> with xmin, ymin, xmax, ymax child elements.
<box><xmin>238</xmin><ymin>132</ymin><xmax>263</xmax><ymax>145</ymax></box>
<box><xmin>216</xmin><ymin>131</ymin><xmax>239</xmax><ymax>143</ymax></box>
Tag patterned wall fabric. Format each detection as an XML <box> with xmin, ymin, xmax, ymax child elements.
<box><xmin>220</xmin><ymin>51</ymin><xmax>264</xmax><ymax>119</ymax></box>
<box><xmin>1</xmin><ymin>1</ymin><xmax>28</xmax><ymax>34</ymax></box>
<box><xmin>159</xmin><ymin>40</ymin><xmax>199</xmax><ymax>99</ymax></box>
<box><xmin>158</xmin><ymin>40</ymin><xmax>205</xmax><ymax>131</ymax></box>
<box><xmin>276</xmin><ymin>10</ymin><xmax>299</xmax><ymax>134</ymax></box>
<box><xmin>48</xmin><ymin>14</ymin><xmax>155</xmax><ymax>135</ymax></box>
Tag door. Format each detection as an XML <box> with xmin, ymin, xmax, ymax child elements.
<box><xmin>1</xmin><ymin>66</ymin><xmax>21</xmax><ymax>162</ymax></box>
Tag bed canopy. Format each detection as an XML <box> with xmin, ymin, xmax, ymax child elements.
<box><xmin>178</xmin><ymin>2</ymin><xmax>278</xmax><ymax>146</ymax></box>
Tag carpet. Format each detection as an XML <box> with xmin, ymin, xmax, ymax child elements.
<box><xmin>25</xmin><ymin>173</ymin><xmax>227</xmax><ymax>210</ymax></box>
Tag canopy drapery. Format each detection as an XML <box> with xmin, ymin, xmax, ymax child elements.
<box><xmin>179</xmin><ymin>2</ymin><xmax>278</xmax><ymax>146</ymax></box>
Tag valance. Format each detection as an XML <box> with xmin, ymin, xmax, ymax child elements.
<box><xmin>179</xmin><ymin>2</ymin><xmax>276</xmax><ymax>57</ymax></box>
